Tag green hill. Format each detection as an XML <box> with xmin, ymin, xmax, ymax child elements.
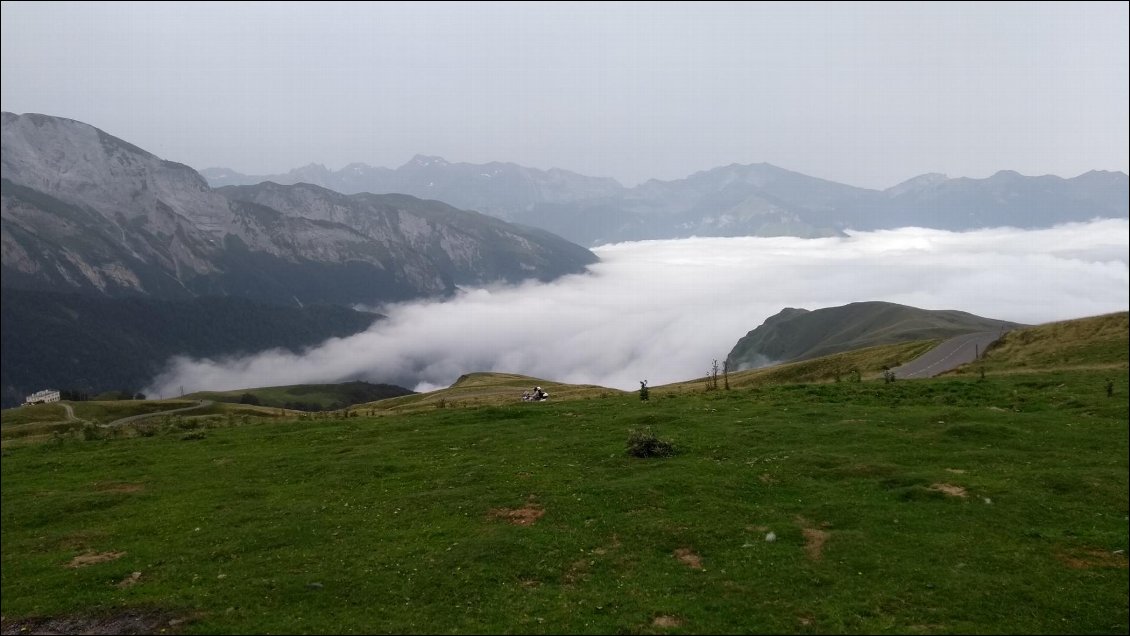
<box><xmin>726</xmin><ymin>301</ymin><xmax>1024</xmax><ymax>370</ymax></box>
<box><xmin>188</xmin><ymin>381</ymin><xmax>414</xmax><ymax>412</ymax></box>
<box><xmin>974</xmin><ymin>311</ymin><xmax>1128</xmax><ymax>372</ymax></box>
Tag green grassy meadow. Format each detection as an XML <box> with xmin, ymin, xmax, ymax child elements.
<box><xmin>1</xmin><ymin>315</ymin><xmax>1127</xmax><ymax>634</ymax></box>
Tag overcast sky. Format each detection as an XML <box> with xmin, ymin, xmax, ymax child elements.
<box><xmin>145</xmin><ymin>220</ymin><xmax>1130</xmax><ymax>397</ymax></box>
<box><xmin>2</xmin><ymin>1</ymin><xmax>1127</xmax><ymax>189</ymax></box>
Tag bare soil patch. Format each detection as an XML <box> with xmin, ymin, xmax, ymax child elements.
<box><xmin>488</xmin><ymin>502</ymin><xmax>545</xmax><ymax>526</ymax></box>
<box><xmin>66</xmin><ymin>551</ymin><xmax>125</xmax><ymax>568</ymax></box>
<box><xmin>1057</xmin><ymin>548</ymin><xmax>1129</xmax><ymax>569</ymax></box>
<box><xmin>0</xmin><ymin>609</ymin><xmax>184</xmax><ymax>635</ymax></box>
<box><xmin>116</xmin><ymin>571</ymin><xmax>142</xmax><ymax>588</ymax></box>
<box><xmin>929</xmin><ymin>483</ymin><xmax>967</xmax><ymax>498</ymax></box>
<box><xmin>563</xmin><ymin>559</ymin><xmax>590</xmax><ymax>585</ymax></box>
<box><xmin>673</xmin><ymin>547</ymin><xmax>703</xmax><ymax>570</ymax></box>
<box><xmin>802</xmin><ymin>528</ymin><xmax>830</xmax><ymax>561</ymax></box>
<box><xmin>652</xmin><ymin>615</ymin><xmax>684</xmax><ymax>628</ymax></box>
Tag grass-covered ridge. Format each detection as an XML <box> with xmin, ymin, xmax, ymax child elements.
<box><xmin>188</xmin><ymin>381</ymin><xmax>414</xmax><ymax>412</ymax></box>
<box><xmin>1</xmin><ymin>312</ymin><xmax>1127</xmax><ymax>634</ymax></box>
<box><xmin>974</xmin><ymin>311</ymin><xmax>1128</xmax><ymax>372</ymax></box>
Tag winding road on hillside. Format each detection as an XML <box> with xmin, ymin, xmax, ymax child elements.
<box><xmin>890</xmin><ymin>331</ymin><xmax>1008</xmax><ymax>379</ymax></box>
<box><xmin>100</xmin><ymin>400</ymin><xmax>213</xmax><ymax>428</ymax></box>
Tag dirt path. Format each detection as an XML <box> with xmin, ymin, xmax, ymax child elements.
<box><xmin>101</xmin><ymin>400</ymin><xmax>213</xmax><ymax>428</ymax></box>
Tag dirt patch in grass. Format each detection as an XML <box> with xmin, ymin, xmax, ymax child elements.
<box><xmin>0</xmin><ymin>609</ymin><xmax>185</xmax><ymax>635</ymax></box>
<box><xmin>802</xmin><ymin>528</ymin><xmax>830</xmax><ymax>561</ymax></box>
<box><xmin>592</xmin><ymin>534</ymin><xmax>622</xmax><ymax>555</ymax></box>
<box><xmin>116</xmin><ymin>571</ymin><xmax>142</xmax><ymax>588</ymax></box>
<box><xmin>66</xmin><ymin>551</ymin><xmax>125</xmax><ymax>568</ymax></box>
<box><xmin>1057</xmin><ymin>548</ymin><xmax>1129</xmax><ymax>569</ymax></box>
<box><xmin>944</xmin><ymin>468</ymin><xmax>966</xmax><ymax>474</ymax></box>
<box><xmin>563</xmin><ymin>559</ymin><xmax>590</xmax><ymax>585</ymax></box>
<box><xmin>929</xmin><ymin>483</ymin><xmax>967</xmax><ymax>498</ymax></box>
<box><xmin>796</xmin><ymin>516</ymin><xmax>832</xmax><ymax>561</ymax></box>
<box><xmin>489</xmin><ymin>502</ymin><xmax>545</xmax><ymax>526</ymax></box>
<box><xmin>652</xmin><ymin>615</ymin><xmax>684</xmax><ymax>628</ymax></box>
<box><xmin>673</xmin><ymin>547</ymin><xmax>703</xmax><ymax>570</ymax></box>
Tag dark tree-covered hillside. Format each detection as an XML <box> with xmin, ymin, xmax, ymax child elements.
<box><xmin>0</xmin><ymin>289</ymin><xmax>381</xmax><ymax>407</ymax></box>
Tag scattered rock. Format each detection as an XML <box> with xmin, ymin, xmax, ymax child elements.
<box><xmin>115</xmin><ymin>571</ymin><xmax>142</xmax><ymax>588</ymax></box>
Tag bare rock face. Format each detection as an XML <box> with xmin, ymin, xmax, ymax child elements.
<box><xmin>1</xmin><ymin>112</ymin><xmax>596</xmax><ymax>305</ymax></box>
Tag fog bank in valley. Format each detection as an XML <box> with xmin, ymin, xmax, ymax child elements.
<box><xmin>146</xmin><ymin>220</ymin><xmax>1130</xmax><ymax>397</ymax></box>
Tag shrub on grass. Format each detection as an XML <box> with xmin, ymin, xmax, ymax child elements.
<box><xmin>81</xmin><ymin>423</ymin><xmax>103</xmax><ymax>441</ymax></box>
<box><xmin>626</xmin><ymin>426</ymin><xmax>675</xmax><ymax>458</ymax></box>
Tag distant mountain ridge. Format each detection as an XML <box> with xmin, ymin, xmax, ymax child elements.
<box><xmin>1</xmin><ymin>112</ymin><xmax>598</xmax><ymax>405</ymax></box>
<box><xmin>203</xmin><ymin>159</ymin><xmax>1129</xmax><ymax>246</ymax></box>
<box><xmin>1</xmin><ymin>112</ymin><xmax>597</xmax><ymax>305</ymax></box>
<box><xmin>201</xmin><ymin>155</ymin><xmax>624</xmax><ymax>222</ymax></box>
<box><xmin>726</xmin><ymin>301</ymin><xmax>1026</xmax><ymax>371</ymax></box>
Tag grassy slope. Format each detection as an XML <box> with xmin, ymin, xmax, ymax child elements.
<box><xmin>358</xmin><ymin>372</ymin><xmax>624</xmax><ymax>414</ymax></box>
<box><xmin>0</xmin><ymin>400</ymin><xmax>291</xmax><ymax>448</ymax></box>
<box><xmin>1</xmin><ymin>312</ymin><xmax>1127</xmax><ymax>634</ymax></box>
<box><xmin>188</xmin><ymin>381</ymin><xmax>413</xmax><ymax>411</ymax></box>
<box><xmin>967</xmin><ymin>311</ymin><xmax>1128</xmax><ymax>373</ymax></box>
<box><xmin>727</xmin><ymin>301</ymin><xmax>1023</xmax><ymax>367</ymax></box>
<box><xmin>663</xmin><ymin>340</ymin><xmax>939</xmax><ymax>395</ymax></box>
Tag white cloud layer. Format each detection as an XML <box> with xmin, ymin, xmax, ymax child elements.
<box><xmin>145</xmin><ymin>220</ymin><xmax>1130</xmax><ymax>397</ymax></box>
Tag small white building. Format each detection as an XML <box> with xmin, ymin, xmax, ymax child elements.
<box><xmin>24</xmin><ymin>389</ymin><xmax>61</xmax><ymax>405</ymax></box>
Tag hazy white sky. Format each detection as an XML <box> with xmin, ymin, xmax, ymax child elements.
<box><xmin>2</xmin><ymin>1</ymin><xmax>1127</xmax><ymax>188</ymax></box>
<box><xmin>145</xmin><ymin>220</ymin><xmax>1130</xmax><ymax>397</ymax></box>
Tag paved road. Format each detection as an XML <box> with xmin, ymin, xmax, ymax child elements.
<box><xmin>101</xmin><ymin>400</ymin><xmax>213</xmax><ymax>428</ymax></box>
<box><xmin>890</xmin><ymin>331</ymin><xmax>1006</xmax><ymax>379</ymax></box>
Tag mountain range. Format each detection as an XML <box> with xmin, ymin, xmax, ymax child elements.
<box><xmin>0</xmin><ymin>112</ymin><xmax>597</xmax><ymax>405</ymax></box>
<box><xmin>1</xmin><ymin>113</ymin><xmax>597</xmax><ymax>306</ymax></box>
<box><xmin>2</xmin><ymin>111</ymin><xmax>1125</xmax><ymax>406</ymax></box>
<box><xmin>203</xmin><ymin>159</ymin><xmax>1129</xmax><ymax>246</ymax></box>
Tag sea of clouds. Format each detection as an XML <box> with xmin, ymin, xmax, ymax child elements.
<box><xmin>145</xmin><ymin>219</ymin><xmax>1129</xmax><ymax>397</ymax></box>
